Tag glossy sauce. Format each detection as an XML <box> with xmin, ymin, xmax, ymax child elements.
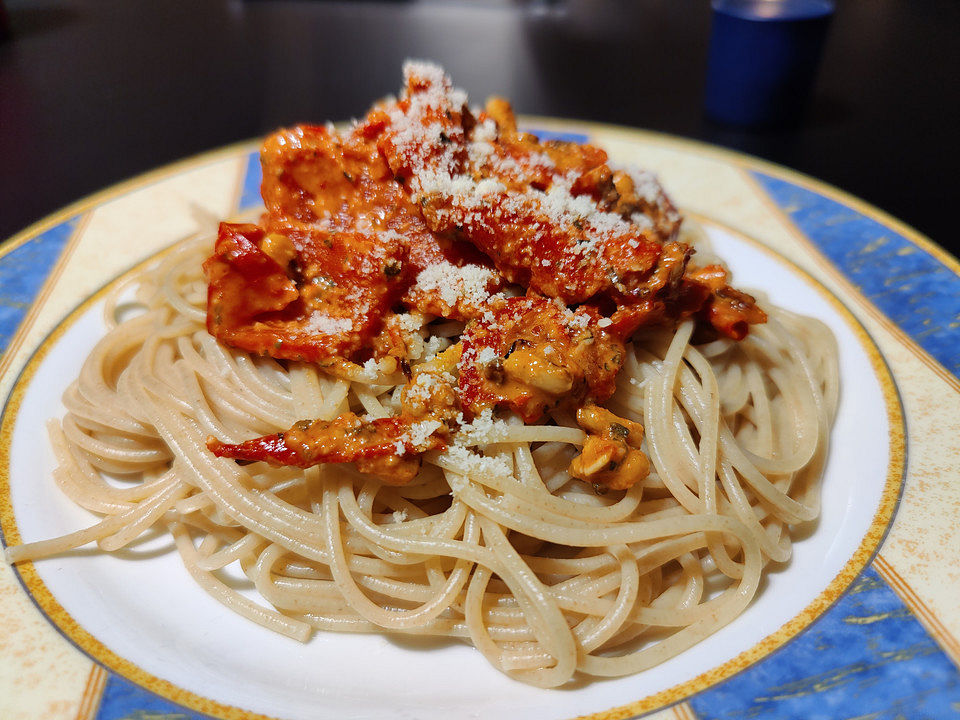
<box><xmin>205</xmin><ymin>63</ymin><xmax>768</xmax><ymax>487</ymax></box>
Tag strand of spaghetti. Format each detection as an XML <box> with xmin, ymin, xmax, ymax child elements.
<box><xmin>464</xmin><ymin>562</ymin><xmax>507</xmax><ymax>670</ymax></box>
<box><xmin>765</xmin><ymin>315</ymin><xmax>836</xmax><ymax>510</ymax></box>
<box><xmin>545</xmin><ymin>551</ymin><xmax>713</xmax><ymax>626</ymax></box>
<box><xmin>60</xmin><ymin>413</ymin><xmax>168</xmax><ymax>469</ymax></box>
<box><xmin>246</xmin><ymin>526</ymin><xmax>428</xmax><ymax>580</ymax></box>
<box><xmin>574</xmin><ymin>544</ymin><xmax>640</xmax><ymax>652</ymax></box>
<box><xmin>315</xmin><ymin>377</ymin><xmax>351</xmax><ymax>422</ymax></box>
<box><xmin>6</xmin><ymin>475</ymin><xmax>183</xmax><ymax>562</ymax></box>
<box><xmin>62</xmin><ymin>379</ymin><xmax>152</xmax><ymax>439</ymax></box>
<box><xmin>725</xmin><ymin>320</ymin><xmax>822</xmax><ymax>471</ymax></box>
<box><xmin>172</xmin><ymin>360</ymin><xmax>262</xmax><ymax>444</ymax></box>
<box><xmin>176</xmin><ymin>335</ymin><xmax>294</xmax><ymax>428</ymax></box>
<box><xmin>249</xmin><ymin>543</ymin><xmax>344</xmax><ymax>614</ymax></box>
<box><xmin>168</xmin><ymin>520</ymin><xmax>312</xmax><ymax>641</ymax></box>
<box><xmin>334</xmin><ymin>476</ymin><xmax>509</xmax><ymax>566</ymax></box>
<box><xmin>714</xmin><ymin>434</ymin><xmax>818</xmax><ymax>525</ymax></box>
<box><xmin>97</xmin><ymin>480</ymin><xmax>190</xmax><ymax>552</ymax></box>
<box><xmin>683</xmin><ymin>345</ymin><xmax>745</xmax><ymax>579</ymax></box>
<box><xmin>174</xmin><ymin>492</ymin><xmax>215</xmax><ymax>515</ymax></box>
<box><xmin>369</xmin><ymin>489</ymin><xmax>431</xmax><ymax>522</ymax></box>
<box><xmin>578</xmin><ymin>527</ymin><xmax>763</xmax><ymax>677</ymax></box>
<box><xmin>349</xmin><ymin>482</ymin><xmax>437</xmax><ymax>566</ymax></box>
<box><xmin>200</xmin><ymin>329</ymin><xmax>300</xmax><ymax>413</ymax></box>
<box><xmin>297</xmin><ymin>612</ymin><xmax>475</xmax><ymax>636</ymax></box>
<box><xmin>158</xmin><ymin>242</ymin><xmax>206</xmax><ymax>324</ymax></box>
<box><xmin>47</xmin><ymin>420</ymin><xmax>157</xmax><ymax>511</ymax></box>
<box><xmin>644</xmin><ymin>321</ymin><xmax>704</xmax><ymax>514</ymax></box>
<box><xmin>251</xmin><ymin>567</ymin><xmax>473</xmax><ymax>632</ymax></box>
<box><xmin>705</xmin><ymin>327</ymin><xmax>823</xmax><ymax>524</ymax></box>
<box><xmin>434</xmin><ymin>454</ymin><xmax>645</xmax><ymax>524</ymax></box>
<box><xmin>195</xmin><ymin>531</ymin><xmax>266</xmax><ymax>571</ymax></box>
<box><xmin>179</xmin><ymin>361</ymin><xmax>289</xmax><ymax>437</ymax></box>
<box><xmin>454</xmin><ymin>475</ymin><xmax>756</xmax><ymax>547</ymax></box>
<box><xmin>351</xmin><ymin>486</ymin><xmax>452</xmax><ymax>566</ymax></box>
<box><xmin>362</xmin><ymin>487</ymin><xmax>468</xmax><ymax>539</ymax></box>
<box><xmin>231</xmin><ymin>355</ymin><xmax>292</xmax><ymax>407</ymax></box>
<box><xmin>744</xmin><ymin>355</ymin><xmax>774</xmax><ymax>454</ymax></box>
<box><xmin>674</xmin><ymin>345</ymin><xmax>792</xmax><ymax>561</ymax></box>
<box><xmin>355</xmin><ymin>388</ymin><xmax>389</xmax><ymax>418</ymax></box>
<box><xmin>171</xmin><ymin>504</ymin><xmax>244</xmax><ymax>540</ymax></box>
<box><xmin>462</xmin><ymin>424</ymin><xmax>587</xmax><ymax>445</ymax></box>
<box><xmin>321</xmin><ymin>475</ymin><xmax>476</xmax><ymax>629</ymax></box>
<box><xmin>548</xmin><ymin>537</ymin><xmax>714</xmax><ymax>616</ymax></box>
<box><xmin>73</xmin><ymin>312</ymin><xmax>160</xmax><ymax>434</ymax></box>
<box><xmin>717</xmin><ymin>458</ymin><xmax>793</xmax><ymax>562</ymax></box>
<box><xmin>127</xmin><ymin>377</ymin><xmax>336</xmax><ymax>563</ymax></box>
<box><xmin>475</xmin><ymin>515</ymin><xmax>578</xmax><ymax>687</ymax></box>
<box><xmin>102</xmin><ymin>268</ymin><xmax>149</xmax><ymax>332</ymax></box>
<box><xmin>460</xmin><ymin>481</ymin><xmax>644</xmax><ymax>534</ymax></box>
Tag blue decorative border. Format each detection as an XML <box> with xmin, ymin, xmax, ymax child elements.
<box><xmin>0</xmin><ymin>217</ymin><xmax>79</xmax><ymax>357</ymax></box>
<box><xmin>689</xmin><ymin>568</ymin><xmax>960</xmax><ymax>719</ymax></box>
<box><xmin>527</xmin><ymin>129</ymin><xmax>590</xmax><ymax>144</ymax></box>
<box><xmin>96</xmin><ymin>675</ymin><xmax>204</xmax><ymax>720</ymax></box>
<box><xmin>751</xmin><ymin>172</ymin><xmax>960</xmax><ymax>377</ymax></box>
<box><xmin>238</xmin><ymin>151</ymin><xmax>262</xmax><ymax>212</ymax></box>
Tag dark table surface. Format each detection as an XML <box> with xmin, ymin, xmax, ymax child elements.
<box><xmin>1</xmin><ymin>0</ymin><xmax>957</xmax><ymax>257</ymax></box>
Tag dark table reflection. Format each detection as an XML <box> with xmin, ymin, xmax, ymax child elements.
<box><xmin>0</xmin><ymin>0</ymin><xmax>957</xmax><ymax>254</ymax></box>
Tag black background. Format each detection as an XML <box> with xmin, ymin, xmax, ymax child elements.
<box><xmin>1</xmin><ymin>0</ymin><xmax>957</xmax><ymax>256</ymax></box>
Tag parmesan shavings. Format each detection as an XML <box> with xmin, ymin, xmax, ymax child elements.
<box><xmin>455</xmin><ymin>408</ymin><xmax>509</xmax><ymax>446</ymax></box>
<box><xmin>414</xmin><ymin>261</ymin><xmax>499</xmax><ymax>310</ymax></box>
<box><xmin>404</xmin><ymin>419</ymin><xmax>443</xmax><ymax>450</ymax></box>
<box><xmin>404</xmin><ymin>370</ymin><xmax>455</xmax><ymax>405</ymax></box>
<box><xmin>304</xmin><ymin>314</ymin><xmax>353</xmax><ymax>335</ymax></box>
<box><xmin>475</xmin><ymin>347</ymin><xmax>498</xmax><ymax>365</ymax></box>
<box><xmin>443</xmin><ymin>445</ymin><xmax>512</xmax><ymax>479</ymax></box>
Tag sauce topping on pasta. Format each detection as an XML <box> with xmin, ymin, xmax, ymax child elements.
<box><xmin>205</xmin><ymin>62</ymin><xmax>767</xmax><ymax>488</ymax></box>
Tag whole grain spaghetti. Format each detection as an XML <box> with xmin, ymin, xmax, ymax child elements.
<box><xmin>5</xmin><ymin>63</ymin><xmax>838</xmax><ymax>687</ymax></box>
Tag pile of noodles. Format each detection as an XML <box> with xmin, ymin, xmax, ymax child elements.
<box><xmin>7</xmin><ymin>224</ymin><xmax>838</xmax><ymax>687</ymax></box>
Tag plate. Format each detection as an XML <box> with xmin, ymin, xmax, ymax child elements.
<box><xmin>1</xmin><ymin>120</ymin><xmax>959</xmax><ymax>720</ymax></box>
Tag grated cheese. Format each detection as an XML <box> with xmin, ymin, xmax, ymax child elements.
<box><xmin>443</xmin><ymin>444</ymin><xmax>511</xmax><ymax>477</ymax></box>
<box><xmin>304</xmin><ymin>313</ymin><xmax>353</xmax><ymax>335</ymax></box>
<box><xmin>404</xmin><ymin>369</ymin><xmax>454</xmax><ymax>405</ymax></box>
<box><xmin>407</xmin><ymin>419</ymin><xmax>443</xmax><ymax>448</ymax></box>
<box><xmin>454</xmin><ymin>408</ymin><xmax>509</xmax><ymax>445</ymax></box>
<box><xmin>475</xmin><ymin>347</ymin><xmax>498</xmax><ymax>365</ymax></box>
<box><xmin>414</xmin><ymin>261</ymin><xmax>498</xmax><ymax>310</ymax></box>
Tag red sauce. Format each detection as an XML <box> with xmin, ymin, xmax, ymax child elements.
<box><xmin>204</xmin><ymin>64</ymin><xmax>767</xmax><ymax>481</ymax></box>
<box><xmin>457</xmin><ymin>297</ymin><xmax>624</xmax><ymax>422</ymax></box>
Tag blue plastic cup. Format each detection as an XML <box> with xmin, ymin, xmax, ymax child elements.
<box><xmin>705</xmin><ymin>0</ymin><xmax>835</xmax><ymax>127</ymax></box>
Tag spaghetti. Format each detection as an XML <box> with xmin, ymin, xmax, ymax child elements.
<box><xmin>5</xmin><ymin>63</ymin><xmax>838</xmax><ymax>688</ymax></box>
